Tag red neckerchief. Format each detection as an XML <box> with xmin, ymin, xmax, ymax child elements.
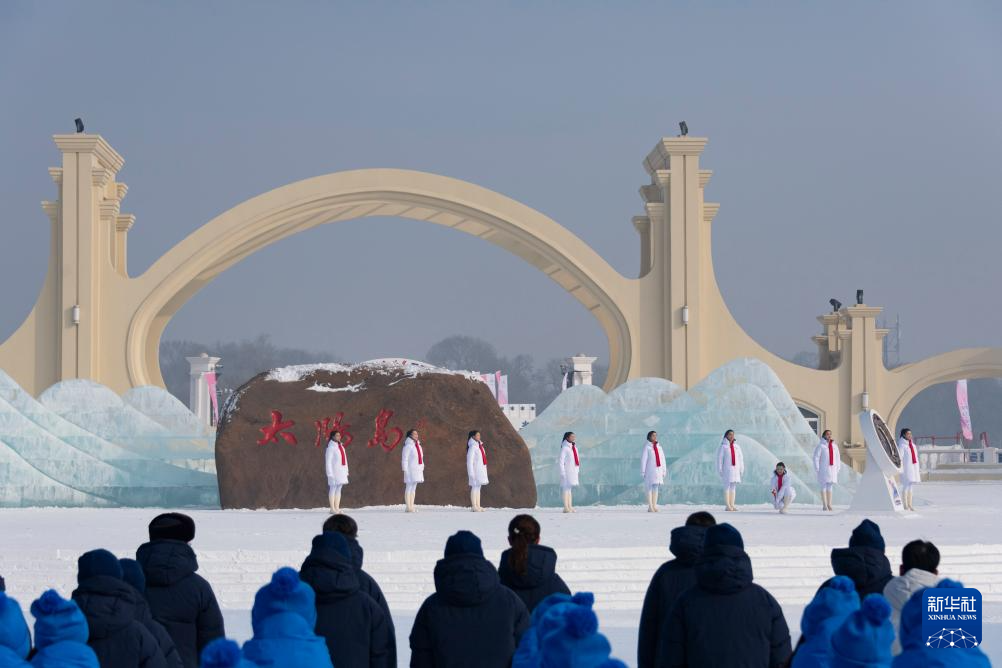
<box><xmin>479</xmin><ymin>441</ymin><xmax>487</xmax><ymax>466</ymax></box>
<box><xmin>729</xmin><ymin>440</ymin><xmax>737</xmax><ymax>466</ymax></box>
<box><xmin>828</xmin><ymin>439</ymin><xmax>835</xmax><ymax>466</ymax></box>
<box><xmin>652</xmin><ymin>442</ymin><xmax>661</xmax><ymax>467</ymax></box>
<box><xmin>415</xmin><ymin>440</ymin><xmax>423</xmax><ymax>465</ymax></box>
<box><xmin>776</xmin><ymin>472</ymin><xmax>784</xmax><ymax>492</ymax></box>
<box><xmin>908</xmin><ymin>439</ymin><xmax>917</xmax><ymax>464</ymax></box>
<box><xmin>571</xmin><ymin>443</ymin><xmax>580</xmax><ymax>466</ymax></box>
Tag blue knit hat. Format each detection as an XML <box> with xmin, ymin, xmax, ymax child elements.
<box><xmin>513</xmin><ymin>592</ymin><xmax>595</xmax><ymax>668</ymax></box>
<box><xmin>201</xmin><ymin>638</ymin><xmax>255</xmax><ymax>668</ymax></box>
<box><xmin>0</xmin><ymin>592</ymin><xmax>30</xmax><ymax>659</ymax></box>
<box><xmin>444</xmin><ymin>530</ymin><xmax>483</xmax><ymax>558</ymax></box>
<box><xmin>830</xmin><ymin>594</ymin><xmax>894</xmax><ymax>667</ymax></box>
<box><xmin>801</xmin><ymin>575</ymin><xmax>860</xmax><ymax>636</ymax></box>
<box><xmin>119</xmin><ymin>559</ymin><xmax>146</xmax><ymax>594</ymax></box>
<box><xmin>251</xmin><ymin>567</ymin><xmax>317</xmax><ymax>632</ymax></box>
<box><xmin>30</xmin><ymin>589</ymin><xmax>89</xmax><ymax>649</ymax></box>
<box><xmin>704</xmin><ymin>523</ymin><xmax>744</xmax><ymax>550</ymax></box>
<box><xmin>313</xmin><ymin>532</ymin><xmax>352</xmax><ymax>561</ymax></box>
<box><xmin>77</xmin><ymin>549</ymin><xmax>123</xmax><ymax>583</ymax></box>
<box><xmin>848</xmin><ymin>519</ymin><xmax>885</xmax><ymax>551</ymax></box>
<box><xmin>538</xmin><ymin>602</ymin><xmax>624</xmax><ymax>668</ymax></box>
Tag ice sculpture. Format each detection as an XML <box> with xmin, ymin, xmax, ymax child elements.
<box><xmin>0</xmin><ymin>371</ymin><xmax>219</xmax><ymax>508</ymax></box>
<box><xmin>521</xmin><ymin>358</ymin><xmax>857</xmax><ymax>507</ymax></box>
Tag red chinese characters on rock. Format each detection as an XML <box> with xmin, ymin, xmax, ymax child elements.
<box><xmin>257</xmin><ymin>410</ymin><xmax>297</xmax><ymax>446</ymax></box>
<box><xmin>367</xmin><ymin>408</ymin><xmax>404</xmax><ymax>452</ymax></box>
<box><xmin>314</xmin><ymin>413</ymin><xmax>354</xmax><ymax>448</ymax></box>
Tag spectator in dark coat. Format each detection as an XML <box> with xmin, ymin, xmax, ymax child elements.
<box><xmin>71</xmin><ymin>549</ymin><xmax>167</xmax><ymax>668</ymax></box>
<box><xmin>0</xmin><ymin>590</ymin><xmax>31</xmax><ymax>667</ymax></box>
<box><xmin>299</xmin><ymin>531</ymin><xmax>392</xmax><ymax>667</ymax></box>
<box><xmin>28</xmin><ymin>590</ymin><xmax>99</xmax><ymax>668</ymax></box>
<box><xmin>136</xmin><ymin>513</ymin><xmax>224</xmax><ymax>668</ymax></box>
<box><xmin>823</xmin><ymin>519</ymin><xmax>893</xmax><ymax>600</ymax></box>
<box><xmin>120</xmin><ymin>559</ymin><xmax>183</xmax><ymax>668</ymax></box>
<box><xmin>242</xmin><ymin>568</ymin><xmax>333</xmax><ymax>668</ymax></box>
<box><xmin>498</xmin><ymin>515</ymin><xmax>570</xmax><ymax>613</ymax></box>
<box><xmin>637</xmin><ymin>511</ymin><xmax>715</xmax><ymax>668</ymax></box>
<box><xmin>661</xmin><ymin>523</ymin><xmax>791</xmax><ymax>668</ymax></box>
<box><xmin>322</xmin><ymin>514</ymin><xmax>397</xmax><ymax>664</ymax></box>
<box><xmin>410</xmin><ymin>530</ymin><xmax>530</xmax><ymax>668</ymax></box>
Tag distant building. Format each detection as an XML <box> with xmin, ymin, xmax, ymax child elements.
<box><xmin>503</xmin><ymin>403</ymin><xmax>537</xmax><ymax>430</ymax></box>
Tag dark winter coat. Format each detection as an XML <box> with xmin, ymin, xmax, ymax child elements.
<box><xmin>410</xmin><ymin>553</ymin><xmax>530</xmax><ymax>668</ymax></box>
<box><xmin>638</xmin><ymin>525</ymin><xmax>706</xmax><ymax>668</ymax></box>
<box><xmin>824</xmin><ymin>546</ymin><xmax>893</xmax><ymax>600</ymax></box>
<box><xmin>345</xmin><ymin>535</ymin><xmax>397</xmax><ymax>665</ymax></box>
<box><xmin>136</xmin><ymin>540</ymin><xmax>225</xmax><ymax>668</ymax></box>
<box><xmin>498</xmin><ymin>545</ymin><xmax>571</xmax><ymax>613</ymax></box>
<box><xmin>127</xmin><ymin>586</ymin><xmax>183</xmax><ymax>668</ymax></box>
<box><xmin>72</xmin><ymin>576</ymin><xmax>168</xmax><ymax>668</ymax></box>
<box><xmin>661</xmin><ymin>544</ymin><xmax>791</xmax><ymax>668</ymax></box>
<box><xmin>299</xmin><ymin>538</ymin><xmax>393</xmax><ymax>667</ymax></box>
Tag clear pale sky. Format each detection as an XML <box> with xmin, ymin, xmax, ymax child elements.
<box><xmin>1</xmin><ymin>2</ymin><xmax>1000</xmax><ymax>368</ymax></box>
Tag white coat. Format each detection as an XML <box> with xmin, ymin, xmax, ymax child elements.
<box><xmin>717</xmin><ymin>439</ymin><xmax>744</xmax><ymax>484</ymax></box>
<box><xmin>641</xmin><ymin>441</ymin><xmax>666</xmax><ymax>486</ymax></box>
<box><xmin>325</xmin><ymin>439</ymin><xmax>349</xmax><ymax>486</ymax></box>
<box><xmin>558</xmin><ymin>440</ymin><xmax>580</xmax><ymax>488</ymax></box>
<box><xmin>897</xmin><ymin>437</ymin><xmax>922</xmax><ymax>484</ymax></box>
<box><xmin>466</xmin><ymin>438</ymin><xmax>489</xmax><ymax>487</ymax></box>
<box><xmin>770</xmin><ymin>472</ymin><xmax>796</xmax><ymax>508</ymax></box>
<box><xmin>402</xmin><ymin>437</ymin><xmax>425</xmax><ymax>484</ymax></box>
<box><xmin>812</xmin><ymin>437</ymin><xmax>841</xmax><ymax>485</ymax></box>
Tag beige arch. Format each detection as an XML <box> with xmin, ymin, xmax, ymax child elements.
<box><xmin>885</xmin><ymin>348</ymin><xmax>1002</xmax><ymax>427</ymax></box>
<box><xmin>126</xmin><ymin>169</ymin><xmax>637</xmax><ymax>390</ymax></box>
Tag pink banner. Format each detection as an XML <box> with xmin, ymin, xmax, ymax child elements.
<box><xmin>496</xmin><ymin>371</ymin><xmax>508</xmax><ymax>405</ymax></box>
<box><xmin>956</xmin><ymin>379</ymin><xmax>973</xmax><ymax>441</ymax></box>
<box><xmin>205</xmin><ymin>371</ymin><xmax>219</xmax><ymax>424</ymax></box>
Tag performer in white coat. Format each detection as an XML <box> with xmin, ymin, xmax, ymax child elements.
<box><xmin>897</xmin><ymin>427</ymin><xmax>921</xmax><ymax>511</ymax></box>
<box><xmin>812</xmin><ymin>429</ymin><xmax>841</xmax><ymax>511</ymax></box>
<box><xmin>558</xmin><ymin>432</ymin><xmax>581</xmax><ymax>513</ymax></box>
<box><xmin>324</xmin><ymin>430</ymin><xmax>349</xmax><ymax>514</ymax></box>
<box><xmin>640</xmin><ymin>430</ymin><xmax>666</xmax><ymax>513</ymax></box>
<box><xmin>401</xmin><ymin>429</ymin><xmax>425</xmax><ymax>513</ymax></box>
<box><xmin>770</xmin><ymin>461</ymin><xmax>796</xmax><ymax>514</ymax></box>
<box><xmin>466</xmin><ymin>430</ymin><xmax>489</xmax><ymax>512</ymax></box>
<box><xmin>716</xmin><ymin>429</ymin><xmax>744</xmax><ymax>511</ymax></box>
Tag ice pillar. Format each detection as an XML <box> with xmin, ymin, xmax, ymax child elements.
<box><xmin>186</xmin><ymin>353</ymin><xmax>220</xmax><ymax>428</ymax></box>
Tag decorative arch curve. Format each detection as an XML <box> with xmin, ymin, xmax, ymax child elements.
<box><xmin>885</xmin><ymin>348</ymin><xmax>1002</xmax><ymax>426</ymax></box>
<box><xmin>126</xmin><ymin>169</ymin><xmax>636</xmax><ymax>390</ymax></box>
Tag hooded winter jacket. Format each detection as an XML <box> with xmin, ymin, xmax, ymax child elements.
<box><xmin>825</xmin><ymin>546</ymin><xmax>893</xmax><ymax>600</ymax></box>
<box><xmin>893</xmin><ymin>581</ymin><xmax>990</xmax><ymax>668</ymax></box>
<box><xmin>72</xmin><ymin>575</ymin><xmax>167</xmax><ymax>668</ymax></box>
<box><xmin>136</xmin><ymin>540</ymin><xmax>224</xmax><ymax>668</ymax></box>
<box><xmin>0</xmin><ymin>591</ymin><xmax>31</xmax><ymax>668</ymax></box>
<box><xmin>410</xmin><ymin>553</ymin><xmax>530</xmax><ymax>668</ymax></box>
<box><xmin>242</xmin><ymin>568</ymin><xmax>333</xmax><ymax>668</ymax></box>
<box><xmin>881</xmin><ymin>568</ymin><xmax>940</xmax><ymax>654</ymax></box>
<box><xmin>790</xmin><ymin>576</ymin><xmax>859</xmax><ymax>668</ymax></box>
<box><xmin>299</xmin><ymin>536</ymin><xmax>393</xmax><ymax>667</ymax></box>
<box><xmin>498</xmin><ymin>545</ymin><xmax>571</xmax><ymax>613</ymax></box>
<box><xmin>28</xmin><ymin>590</ymin><xmax>98</xmax><ymax>668</ymax></box>
<box><xmin>661</xmin><ymin>544</ymin><xmax>791</xmax><ymax>668</ymax></box>
<box><xmin>637</xmin><ymin>525</ymin><xmax>706</xmax><ymax>668</ymax></box>
<box><xmin>342</xmin><ymin>534</ymin><xmax>397</xmax><ymax>664</ymax></box>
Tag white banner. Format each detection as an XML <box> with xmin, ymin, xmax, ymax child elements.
<box><xmin>496</xmin><ymin>372</ymin><xmax>508</xmax><ymax>405</ymax></box>
<box><xmin>482</xmin><ymin>373</ymin><xmax>497</xmax><ymax>399</ymax></box>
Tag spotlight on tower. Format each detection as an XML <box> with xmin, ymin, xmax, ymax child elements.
<box><xmin>856</xmin><ymin>289</ymin><xmax>864</xmax><ymax>305</ymax></box>
<box><xmin>74</xmin><ymin>118</ymin><xmax>84</xmax><ymax>133</ymax></box>
<box><xmin>829</xmin><ymin>298</ymin><xmax>842</xmax><ymax>312</ymax></box>
<box><xmin>679</xmin><ymin>121</ymin><xmax>689</xmax><ymax>136</ymax></box>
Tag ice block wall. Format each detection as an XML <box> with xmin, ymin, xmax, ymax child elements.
<box><xmin>521</xmin><ymin>358</ymin><xmax>857</xmax><ymax>507</ymax></box>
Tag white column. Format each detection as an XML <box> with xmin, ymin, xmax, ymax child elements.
<box><xmin>567</xmin><ymin>354</ymin><xmax>598</xmax><ymax>387</ymax></box>
<box><xmin>186</xmin><ymin>353</ymin><xmax>220</xmax><ymax>428</ymax></box>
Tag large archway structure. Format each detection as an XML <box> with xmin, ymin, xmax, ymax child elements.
<box><xmin>3</xmin><ymin>133</ymin><xmax>1002</xmax><ymax>445</ymax></box>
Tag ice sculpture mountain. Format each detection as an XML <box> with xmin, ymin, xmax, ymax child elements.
<box><xmin>0</xmin><ymin>371</ymin><xmax>218</xmax><ymax>507</ymax></box>
<box><xmin>521</xmin><ymin>358</ymin><xmax>857</xmax><ymax>507</ymax></box>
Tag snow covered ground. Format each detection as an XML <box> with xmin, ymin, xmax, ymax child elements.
<box><xmin>1</xmin><ymin>481</ymin><xmax>1000</xmax><ymax>666</ymax></box>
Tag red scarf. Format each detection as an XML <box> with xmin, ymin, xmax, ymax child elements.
<box><xmin>828</xmin><ymin>439</ymin><xmax>835</xmax><ymax>466</ymax></box>
<box><xmin>571</xmin><ymin>443</ymin><xmax>580</xmax><ymax>466</ymax></box>
<box><xmin>652</xmin><ymin>442</ymin><xmax>661</xmax><ymax>467</ymax></box>
<box><xmin>478</xmin><ymin>442</ymin><xmax>487</xmax><ymax>466</ymax></box>
<box><xmin>776</xmin><ymin>472</ymin><xmax>784</xmax><ymax>492</ymax></box>
<box><xmin>415</xmin><ymin>440</ymin><xmax>423</xmax><ymax>465</ymax></box>
<box><xmin>337</xmin><ymin>442</ymin><xmax>346</xmax><ymax>466</ymax></box>
<box><xmin>908</xmin><ymin>439</ymin><xmax>916</xmax><ymax>464</ymax></box>
<box><xmin>729</xmin><ymin>441</ymin><xmax>737</xmax><ymax>466</ymax></box>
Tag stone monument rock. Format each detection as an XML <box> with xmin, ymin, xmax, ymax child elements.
<box><xmin>215</xmin><ymin>361</ymin><xmax>537</xmax><ymax>509</ymax></box>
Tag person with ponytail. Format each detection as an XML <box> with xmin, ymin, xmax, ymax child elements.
<box><xmin>813</xmin><ymin>429</ymin><xmax>841</xmax><ymax>511</ymax></box>
<box><xmin>896</xmin><ymin>428</ymin><xmax>921</xmax><ymax>511</ymax></box>
<box><xmin>716</xmin><ymin>429</ymin><xmax>744</xmax><ymax>511</ymax></box>
<box><xmin>401</xmin><ymin>429</ymin><xmax>425</xmax><ymax>513</ymax></box>
<box><xmin>466</xmin><ymin>430</ymin><xmax>489</xmax><ymax>512</ymax></box>
<box><xmin>324</xmin><ymin>430</ymin><xmax>349</xmax><ymax>515</ymax></box>
<box><xmin>640</xmin><ymin>431</ymin><xmax>666</xmax><ymax>513</ymax></box>
<box><xmin>558</xmin><ymin>433</ymin><xmax>581</xmax><ymax>513</ymax></box>
<box><xmin>498</xmin><ymin>515</ymin><xmax>570</xmax><ymax>612</ymax></box>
